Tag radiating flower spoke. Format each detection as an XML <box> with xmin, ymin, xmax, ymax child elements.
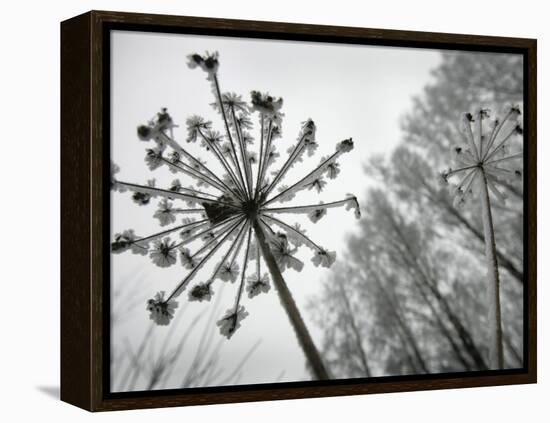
<box><xmin>167</xmin><ymin>218</ymin><xmax>246</xmax><ymax>299</ymax></box>
<box><xmin>263</xmin><ymin>215</ymin><xmax>336</xmax><ymax>268</ymax></box>
<box><xmin>116</xmin><ymin>180</ymin><xmax>237</xmax><ymax>208</ymax></box>
<box><xmin>254</xmin><ymin>114</ymin><xmax>267</xmax><ymax>199</ymax></box>
<box><xmin>460</xmin><ymin>112</ymin><xmax>481</xmax><ymax>161</ymax></box>
<box><xmin>208</xmin><ymin>73</ymin><xmax>249</xmax><ymax>198</ymax></box>
<box><xmin>161</xmin><ymin>145</ymin><xmax>238</xmax><ymax>195</ymax></box>
<box><xmin>245</xmin><ymin>238</ymin><xmax>270</xmax><ymax>298</ymax></box>
<box><xmin>263</xmin><ymin>215</ymin><xmax>321</xmax><ymax>252</ymax></box>
<box><xmin>153</xmin><ymin>199</ymin><xmax>206</xmax><ymax>226</ymax></box>
<box><xmin>485</xmin><ymin>152</ymin><xmax>522</xmax><ymax>166</ymax></box>
<box><xmin>195</xmin><ymin>127</ymin><xmax>246</xmax><ymax>197</ymax></box>
<box><xmin>158</xmin><ymin>127</ymin><xmax>241</xmax><ymax>193</ymax></box>
<box><xmin>188</xmin><ymin>217</ymin><xmax>244</xmax><ymax>259</ymax></box>
<box><xmin>265</xmin><ymin>140</ymin><xmax>353</xmax><ymax>205</ymax></box>
<box><xmin>262</xmin><ymin>197</ymin><xmax>360</xmax><ymax>221</ymax></box>
<box><xmin>229</xmin><ymin>105</ymin><xmax>254</xmax><ymax>198</ymax></box>
<box><xmin>452</xmin><ymin>168</ymin><xmax>478</xmax><ymax>208</ymax></box>
<box><xmin>112</xmin><ymin>218</ymin><xmax>204</xmax><ymax>256</ymax></box>
<box><xmin>481</xmin><ymin>106</ymin><xmax>521</xmax><ymax>161</ymax></box>
<box><xmin>217</xmin><ymin>226</ymin><xmax>253</xmax><ymax>338</ymax></box>
<box><xmin>484</xmin><ymin>165</ymin><xmax>522</xmax><ymax>183</ymax></box>
<box><xmin>167</xmin><ymin>179</ymin><xmax>218</xmax><ymax>200</ymax></box>
<box><xmin>189</xmin><ymin>225</ymin><xmax>247</xmax><ymax>302</ymax></box>
<box><xmin>263</xmin><ymin>120</ymin><xmax>316</xmax><ymax>197</ymax></box>
<box><xmin>217</xmin><ymin>224</ymin><xmax>248</xmax><ymax>283</ymax></box>
<box><xmin>484</xmin><ymin>124</ymin><xmax>523</xmax><ymax>162</ymax></box>
<box><xmin>173</xmin><ymin>214</ymin><xmax>241</xmax><ymax>250</ymax></box>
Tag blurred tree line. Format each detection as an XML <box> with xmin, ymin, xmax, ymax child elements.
<box><xmin>308</xmin><ymin>52</ymin><xmax>524</xmax><ymax>377</ymax></box>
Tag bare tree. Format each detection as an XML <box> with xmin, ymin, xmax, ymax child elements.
<box><xmin>309</xmin><ymin>51</ymin><xmax>523</xmax><ymax>377</ymax></box>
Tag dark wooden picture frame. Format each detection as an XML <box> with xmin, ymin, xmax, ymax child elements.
<box><xmin>61</xmin><ymin>10</ymin><xmax>537</xmax><ymax>412</ymax></box>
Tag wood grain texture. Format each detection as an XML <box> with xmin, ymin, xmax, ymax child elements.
<box><xmin>86</xmin><ymin>10</ymin><xmax>535</xmax><ymax>50</ymax></box>
<box><xmin>60</xmin><ymin>11</ymin><xmax>92</xmax><ymax>410</ymax></box>
<box><xmin>60</xmin><ymin>10</ymin><xmax>537</xmax><ymax>412</ymax></box>
<box><xmin>90</xmin><ymin>11</ymin><xmax>105</xmax><ymax>412</ymax></box>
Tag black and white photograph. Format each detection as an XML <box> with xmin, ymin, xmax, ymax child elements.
<box><xmin>108</xmin><ymin>29</ymin><xmax>525</xmax><ymax>393</ymax></box>
<box><xmin>2</xmin><ymin>0</ymin><xmax>548</xmax><ymax>419</ymax></box>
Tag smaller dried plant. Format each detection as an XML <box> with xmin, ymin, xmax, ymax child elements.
<box><xmin>440</xmin><ymin>106</ymin><xmax>523</xmax><ymax>369</ymax></box>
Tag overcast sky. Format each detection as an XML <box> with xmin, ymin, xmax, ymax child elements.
<box><xmin>110</xmin><ymin>29</ymin><xmax>443</xmax><ymax>391</ymax></box>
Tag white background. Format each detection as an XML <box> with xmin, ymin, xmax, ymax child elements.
<box><xmin>0</xmin><ymin>0</ymin><xmax>546</xmax><ymax>421</ymax></box>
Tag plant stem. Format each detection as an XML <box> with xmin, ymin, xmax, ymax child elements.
<box><xmin>479</xmin><ymin>169</ymin><xmax>504</xmax><ymax>369</ymax></box>
<box><xmin>253</xmin><ymin>220</ymin><xmax>330</xmax><ymax>380</ymax></box>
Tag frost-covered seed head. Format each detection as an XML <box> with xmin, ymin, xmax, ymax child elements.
<box><xmin>111</xmin><ymin>52</ymin><xmax>360</xmax><ymax>336</ymax></box>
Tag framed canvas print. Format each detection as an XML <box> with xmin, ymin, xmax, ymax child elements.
<box><xmin>60</xmin><ymin>10</ymin><xmax>537</xmax><ymax>411</ymax></box>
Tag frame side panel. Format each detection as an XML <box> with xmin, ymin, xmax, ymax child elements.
<box><xmin>60</xmin><ymin>12</ymin><xmax>93</xmax><ymax>411</ymax></box>
<box><xmin>90</xmin><ymin>10</ymin><xmax>107</xmax><ymax>411</ymax></box>
<box><xmin>526</xmin><ymin>40</ymin><xmax>537</xmax><ymax>381</ymax></box>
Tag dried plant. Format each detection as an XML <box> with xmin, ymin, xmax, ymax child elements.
<box><xmin>440</xmin><ymin>106</ymin><xmax>523</xmax><ymax>369</ymax></box>
<box><xmin>111</xmin><ymin>52</ymin><xmax>360</xmax><ymax>380</ymax></box>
